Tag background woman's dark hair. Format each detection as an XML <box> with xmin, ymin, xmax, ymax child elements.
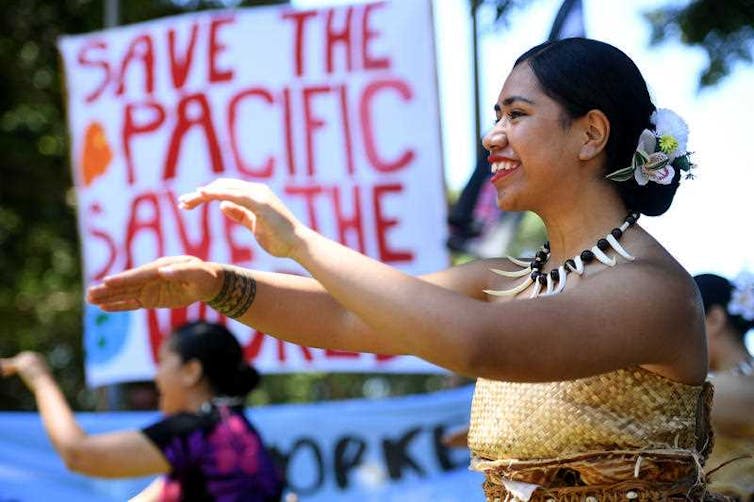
<box><xmin>514</xmin><ymin>37</ymin><xmax>680</xmax><ymax>216</ymax></box>
<box><xmin>694</xmin><ymin>273</ymin><xmax>754</xmax><ymax>340</ymax></box>
<box><xmin>169</xmin><ymin>321</ymin><xmax>261</xmax><ymax>398</ymax></box>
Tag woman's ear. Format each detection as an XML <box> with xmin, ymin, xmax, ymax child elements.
<box><xmin>578</xmin><ymin>109</ymin><xmax>610</xmax><ymax>161</ymax></box>
<box><xmin>181</xmin><ymin>359</ymin><xmax>204</xmax><ymax>387</ymax></box>
<box><xmin>705</xmin><ymin>304</ymin><xmax>728</xmax><ymax>336</ymax></box>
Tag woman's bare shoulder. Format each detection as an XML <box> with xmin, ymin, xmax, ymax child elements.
<box><xmin>595</xmin><ymin>242</ymin><xmax>707</xmax><ymax>383</ymax></box>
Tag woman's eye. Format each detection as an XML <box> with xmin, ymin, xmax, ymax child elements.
<box><xmin>507</xmin><ymin>110</ymin><xmax>524</xmax><ymax>120</ymax></box>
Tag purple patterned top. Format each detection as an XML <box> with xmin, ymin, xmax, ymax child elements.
<box><xmin>142</xmin><ymin>404</ymin><xmax>282</xmax><ymax>501</ymax></box>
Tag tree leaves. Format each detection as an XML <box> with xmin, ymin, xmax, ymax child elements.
<box><xmin>644</xmin><ymin>0</ymin><xmax>754</xmax><ymax>87</ymax></box>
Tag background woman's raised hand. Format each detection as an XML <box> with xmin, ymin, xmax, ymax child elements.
<box><xmin>86</xmin><ymin>256</ymin><xmax>221</xmax><ymax>312</ymax></box>
<box><xmin>0</xmin><ymin>351</ymin><xmax>52</xmax><ymax>390</ymax></box>
<box><xmin>179</xmin><ymin>178</ymin><xmax>307</xmax><ymax>259</ymax></box>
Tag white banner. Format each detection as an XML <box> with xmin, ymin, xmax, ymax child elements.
<box><xmin>0</xmin><ymin>386</ymin><xmax>483</xmax><ymax>501</ymax></box>
<box><xmin>57</xmin><ymin>0</ymin><xmax>449</xmax><ymax>386</ymax></box>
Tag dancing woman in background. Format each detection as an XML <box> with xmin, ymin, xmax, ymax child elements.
<box><xmin>695</xmin><ymin>272</ymin><xmax>754</xmax><ymax>500</ymax></box>
<box><xmin>89</xmin><ymin>38</ymin><xmax>722</xmax><ymax>500</ymax></box>
<box><xmin>2</xmin><ymin>321</ymin><xmax>283</xmax><ymax>501</ymax></box>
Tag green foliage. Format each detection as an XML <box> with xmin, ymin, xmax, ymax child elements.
<box><xmin>0</xmin><ymin>1</ymin><xmax>92</xmax><ymax>411</ymax></box>
<box><xmin>645</xmin><ymin>0</ymin><xmax>754</xmax><ymax>87</ymax></box>
<box><xmin>250</xmin><ymin>373</ymin><xmax>469</xmax><ymax>406</ymax></box>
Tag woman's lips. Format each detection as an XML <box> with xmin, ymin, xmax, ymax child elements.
<box><xmin>488</xmin><ymin>155</ymin><xmax>520</xmax><ymax>183</ymax></box>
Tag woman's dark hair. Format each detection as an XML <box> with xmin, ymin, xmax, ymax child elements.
<box><xmin>694</xmin><ymin>274</ymin><xmax>754</xmax><ymax>340</ymax></box>
<box><xmin>514</xmin><ymin>37</ymin><xmax>680</xmax><ymax>216</ymax></box>
<box><xmin>169</xmin><ymin>321</ymin><xmax>261</xmax><ymax>398</ymax></box>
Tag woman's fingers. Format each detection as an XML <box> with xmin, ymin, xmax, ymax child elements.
<box><xmin>86</xmin><ymin>254</ymin><xmax>213</xmax><ymax>310</ymax></box>
<box><xmin>87</xmin><ymin>284</ymin><xmax>137</xmax><ymax>305</ymax></box>
<box><xmin>179</xmin><ymin>179</ymin><xmax>271</xmax><ymax>213</ymax></box>
<box><xmin>177</xmin><ymin>190</ymin><xmax>204</xmax><ymax>209</ymax></box>
<box><xmin>0</xmin><ymin>358</ymin><xmax>17</xmax><ymax>377</ymax></box>
<box><xmin>0</xmin><ymin>353</ymin><xmax>47</xmax><ymax>380</ymax></box>
<box><xmin>219</xmin><ymin>201</ymin><xmax>256</xmax><ymax>230</ymax></box>
<box><xmin>88</xmin><ymin>257</ymin><xmax>195</xmax><ymax>299</ymax></box>
<box><xmin>95</xmin><ymin>299</ymin><xmax>144</xmax><ymax>312</ymax></box>
<box><xmin>178</xmin><ymin>178</ymin><xmax>245</xmax><ymax>208</ymax></box>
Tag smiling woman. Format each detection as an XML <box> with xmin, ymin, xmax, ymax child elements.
<box><xmin>86</xmin><ymin>38</ymin><xmax>726</xmax><ymax>500</ymax></box>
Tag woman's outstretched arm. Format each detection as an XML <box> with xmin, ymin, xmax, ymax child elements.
<box><xmin>89</xmin><ymin>179</ymin><xmax>705</xmax><ymax>383</ymax></box>
<box><xmin>87</xmin><ymin>253</ymin><xmax>495</xmax><ymax>358</ymax></box>
<box><xmin>0</xmin><ymin>352</ymin><xmax>169</xmax><ymax>478</ymax></box>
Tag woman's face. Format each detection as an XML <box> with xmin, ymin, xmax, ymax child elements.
<box><xmin>154</xmin><ymin>340</ymin><xmax>191</xmax><ymax>414</ymax></box>
<box><xmin>482</xmin><ymin>63</ymin><xmax>583</xmax><ymax>212</ymax></box>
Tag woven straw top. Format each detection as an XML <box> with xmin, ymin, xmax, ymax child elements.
<box><xmin>469</xmin><ymin>367</ymin><xmax>707</xmax><ymax>461</ymax></box>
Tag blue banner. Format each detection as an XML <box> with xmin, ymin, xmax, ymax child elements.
<box><xmin>0</xmin><ymin>386</ymin><xmax>484</xmax><ymax>501</ymax></box>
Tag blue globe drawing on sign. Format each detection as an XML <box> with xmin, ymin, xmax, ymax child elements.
<box><xmin>84</xmin><ymin>305</ymin><xmax>131</xmax><ymax>364</ymax></box>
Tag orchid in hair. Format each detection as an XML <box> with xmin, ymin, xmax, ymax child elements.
<box><xmin>728</xmin><ymin>270</ymin><xmax>754</xmax><ymax>321</ymax></box>
<box><xmin>606</xmin><ymin>108</ymin><xmax>696</xmax><ymax>184</ymax></box>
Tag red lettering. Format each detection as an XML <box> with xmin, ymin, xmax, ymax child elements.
<box><xmin>278</xmin><ymin>340</ymin><xmax>314</xmax><ymax>362</ymax></box>
<box><xmin>170</xmin><ymin>308</ymin><xmax>188</xmax><ymax>335</ymax></box>
<box><xmin>147</xmin><ymin>307</ymin><xmax>197</xmax><ymax>363</ymax></box>
<box><xmin>361</xmin><ymin>2</ymin><xmax>390</xmax><ymax>70</ymax></box>
<box><xmin>243</xmin><ymin>331</ymin><xmax>314</xmax><ymax>363</ymax></box>
<box><xmin>116</xmin><ymin>34</ymin><xmax>155</xmax><ymax>96</ymax></box>
<box><xmin>125</xmin><ymin>192</ymin><xmax>164</xmax><ymax>269</ymax></box>
<box><xmin>197</xmin><ymin>302</ymin><xmax>209</xmax><ymax>322</ymax></box>
<box><xmin>228</xmin><ymin>87</ymin><xmax>275</xmax><ymax>178</ymax></box>
<box><xmin>282</xmin><ymin>87</ymin><xmax>297</xmax><ymax>176</ymax></box>
<box><xmin>331</xmin><ymin>185</ymin><xmax>365</xmax><ymax>253</ymax></box>
<box><xmin>243</xmin><ymin>330</ymin><xmax>268</xmax><ymax>360</ymax></box>
<box><xmin>337</xmin><ymin>84</ymin><xmax>355</xmax><ymax>175</ymax></box>
<box><xmin>208</xmin><ymin>15</ymin><xmax>236</xmax><ymax>83</ymax></box>
<box><xmin>165</xmin><ymin>190</ymin><xmax>211</xmax><ymax>260</ymax></box>
<box><xmin>168</xmin><ymin>23</ymin><xmax>199</xmax><ymax>89</ymax></box>
<box><xmin>360</xmin><ymin>80</ymin><xmax>415</xmax><ymax>172</ymax></box>
<box><xmin>122</xmin><ymin>101</ymin><xmax>166</xmax><ymax>185</ymax></box>
<box><xmin>325</xmin><ymin>7</ymin><xmax>354</xmax><ymax>73</ymax></box>
<box><xmin>281</xmin><ymin>10</ymin><xmax>317</xmax><ymax>76</ymax></box>
<box><xmin>164</xmin><ymin>93</ymin><xmax>224</xmax><ymax>181</ymax></box>
<box><xmin>88</xmin><ymin>228</ymin><xmax>118</xmax><ymax>280</ymax></box>
<box><xmin>86</xmin><ymin>202</ymin><xmax>117</xmax><ymax>281</ymax></box>
<box><xmin>373</xmin><ymin>183</ymin><xmax>413</xmax><ymax>263</ymax></box>
<box><xmin>224</xmin><ymin>217</ymin><xmax>254</xmax><ymax>264</ymax></box>
<box><xmin>303</xmin><ymin>86</ymin><xmax>330</xmax><ymax>176</ymax></box>
<box><xmin>147</xmin><ymin>309</ymin><xmax>164</xmax><ymax>363</ymax></box>
<box><xmin>77</xmin><ymin>40</ymin><xmax>111</xmax><ymax>103</ymax></box>
<box><xmin>285</xmin><ymin>184</ymin><xmax>324</xmax><ymax>231</ymax></box>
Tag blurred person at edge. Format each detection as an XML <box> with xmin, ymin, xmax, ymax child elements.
<box><xmin>1</xmin><ymin>321</ymin><xmax>283</xmax><ymax>502</ymax></box>
<box><xmin>695</xmin><ymin>272</ymin><xmax>754</xmax><ymax>501</ymax></box>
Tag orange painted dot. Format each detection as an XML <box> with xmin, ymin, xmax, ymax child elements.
<box><xmin>80</xmin><ymin>121</ymin><xmax>113</xmax><ymax>187</ymax></box>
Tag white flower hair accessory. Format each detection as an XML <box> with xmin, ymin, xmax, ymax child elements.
<box><xmin>728</xmin><ymin>270</ymin><xmax>754</xmax><ymax>321</ymax></box>
<box><xmin>606</xmin><ymin>108</ymin><xmax>695</xmax><ymax>185</ymax></box>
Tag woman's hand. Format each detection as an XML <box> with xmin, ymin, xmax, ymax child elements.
<box><xmin>179</xmin><ymin>179</ymin><xmax>307</xmax><ymax>259</ymax></box>
<box><xmin>87</xmin><ymin>256</ymin><xmax>222</xmax><ymax>312</ymax></box>
<box><xmin>0</xmin><ymin>351</ymin><xmax>52</xmax><ymax>391</ymax></box>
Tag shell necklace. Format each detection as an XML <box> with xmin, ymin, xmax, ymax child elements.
<box><xmin>484</xmin><ymin>212</ymin><xmax>640</xmax><ymax>298</ymax></box>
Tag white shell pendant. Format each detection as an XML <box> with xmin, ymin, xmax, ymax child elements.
<box><xmin>484</xmin><ymin>213</ymin><xmax>640</xmax><ymax>299</ymax></box>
